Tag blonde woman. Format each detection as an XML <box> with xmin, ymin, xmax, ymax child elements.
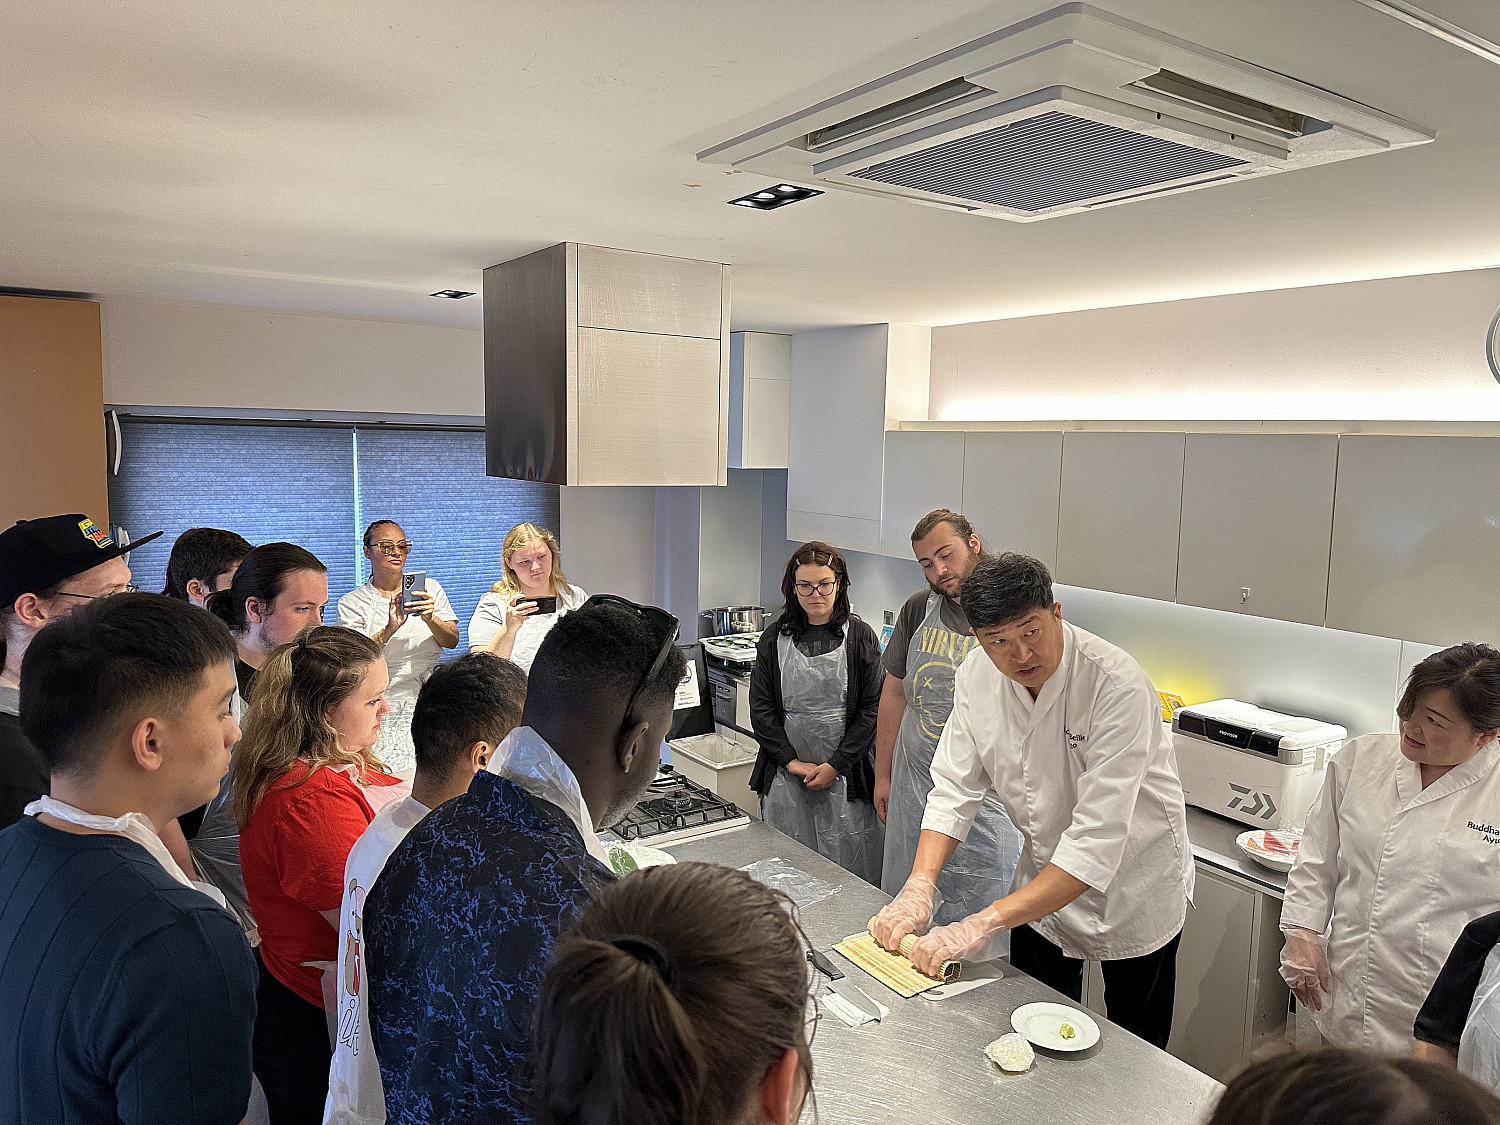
<box><xmin>233</xmin><ymin>626</ymin><xmax>406</xmax><ymax>1125</ymax></box>
<box><xmin>468</xmin><ymin>523</ymin><xmax>587</xmax><ymax>673</ymax></box>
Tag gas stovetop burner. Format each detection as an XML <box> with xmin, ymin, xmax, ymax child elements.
<box><xmin>614</xmin><ymin>766</ymin><xmax>750</xmax><ymax>845</ymax></box>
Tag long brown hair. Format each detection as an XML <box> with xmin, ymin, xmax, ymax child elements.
<box><xmin>232</xmin><ymin>625</ymin><xmax>385</xmax><ymax>827</ymax></box>
<box><xmin>532</xmin><ymin>862</ymin><xmax>813</xmax><ymax>1125</ymax></box>
<box><xmin>779</xmin><ymin>540</ymin><xmax>852</xmax><ymax>641</ymax></box>
<box><xmin>490</xmin><ymin>523</ymin><xmax>573</xmax><ymax>598</ymax></box>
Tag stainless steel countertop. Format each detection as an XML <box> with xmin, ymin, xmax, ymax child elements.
<box><xmin>1185</xmin><ymin>807</ymin><xmax>1288</xmax><ymax>896</ymax></box>
<box><xmin>665</xmin><ymin>821</ymin><xmax>1223</xmax><ymax>1125</ymax></box>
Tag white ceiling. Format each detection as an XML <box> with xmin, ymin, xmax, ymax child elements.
<box><xmin>4</xmin><ymin>0</ymin><xmax>1500</xmax><ymax>333</ymax></box>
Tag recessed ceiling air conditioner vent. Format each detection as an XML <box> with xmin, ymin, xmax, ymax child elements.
<box><xmin>699</xmin><ymin>3</ymin><xmax>1431</xmax><ymax>222</ymax></box>
<box><xmin>847</xmin><ymin>110</ymin><xmax>1249</xmax><ymax>213</ymax></box>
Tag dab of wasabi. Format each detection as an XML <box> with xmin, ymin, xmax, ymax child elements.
<box><xmin>1058</xmin><ymin>1022</ymin><xmax>1076</xmax><ymax>1040</ymax></box>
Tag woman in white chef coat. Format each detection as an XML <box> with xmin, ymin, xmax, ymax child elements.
<box><xmin>749</xmin><ymin>541</ymin><xmax>885</xmax><ymax>885</ymax></box>
<box><xmin>338</xmin><ymin>519</ymin><xmax>459</xmax><ymax>773</ymax></box>
<box><xmin>468</xmin><ymin>523</ymin><xmax>587</xmax><ymax>674</ymax></box>
<box><xmin>872</xmin><ymin>553</ymin><xmax>1194</xmax><ymax>1049</ymax></box>
<box><xmin>1281</xmin><ymin>643</ymin><xmax>1500</xmax><ymax>1054</ymax></box>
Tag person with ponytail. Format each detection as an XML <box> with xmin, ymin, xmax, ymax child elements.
<box><xmin>234</xmin><ymin>626</ymin><xmax>404</xmax><ymax>1125</ymax></box>
<box><xmin>532</xmin><ymin>862</ymin><xmax>813</xmax><ymax>1125</ymax></box>
<box><xmin>205</xmin><ymin>541</ymin><xmax>329</xmax><ymax>703</ymax></box>
<box><xmin>193</xmin><ymin>540</ymin><xmax>330</xmax><ymax>945</ymax></box>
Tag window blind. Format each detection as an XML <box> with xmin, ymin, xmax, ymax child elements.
<box><xmin>108</xmin><ymin>421</ymin><xmax>360</xmax><ymax>608</ymax></box>
<box><xmin>352</xmin><ymin>427</ymin><xmax>560</xmax><ymax>649</ymax></box>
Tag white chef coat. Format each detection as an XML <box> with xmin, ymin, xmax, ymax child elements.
<box><xmin>467</xmin><ymin>584</ymin><xmax>587</xmax><ymax>674</ymax></box>
<box><xmin>1281</xmin><ymin>732</ymin><xmax>1500</xmax><ymax>1053</ymax></box>
<box><xmin>337</xmin><ymin>580</ymin><xmax>457</xmax><ymax>707</ymax></box>
<box><xmin>923</xmin><ymin>621</ymin><xmax>1194</xmax><ymax>961</ymax></box>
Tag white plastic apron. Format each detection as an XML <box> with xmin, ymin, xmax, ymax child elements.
<box><xmin>881</xmin><ymin>592</ymin><xmax>1024</xmax><ymax>926</ymax></box>
<box><xmin>25</xmin><ymin>795</ymin><xmax>228</xmax><ymax>908</ymax></box>
<box><xmin>1460</xmin><ymin>943</ymin><xmax>1500</xmax><ymax>1091</ymax></box>
<box><xmin>761</xmin><ymin>632</ymin><xmax>884</xmax><ymax>885</ymax></box>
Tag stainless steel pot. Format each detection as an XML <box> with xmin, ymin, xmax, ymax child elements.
<box><xmin>699</xmin><ymin>605</ymin><xmax>771</xmax><ymax>638</ymax></box>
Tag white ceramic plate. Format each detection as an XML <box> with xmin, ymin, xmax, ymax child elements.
<box><xmin>1010</xmin><ymin>1002</ymin><xmax>1100</xmax><ymax>1052</ymax></box>
<box><xmin>1236</xmin><ymin>829</ymin><xmax>1300</xmax><ymax>873</ymax></box>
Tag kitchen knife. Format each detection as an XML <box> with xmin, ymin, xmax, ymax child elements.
<box><xmin>828</xmin><ymin>980</ymin><xmax>883</xmax><ymax>1021</ymax></box>
<box><xmin>808</xmin><ymin>948</ymin><xmax>844</xmax><ymax>980</ymax></box>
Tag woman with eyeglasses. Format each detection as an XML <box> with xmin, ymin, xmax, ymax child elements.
<box><xmin>749</xmin><ymin>541</ymin><xmax>885</xmax><ymax>884</ymax></box>
<box><xmin>337</xmin><ymin>520</ymin><xmax>459</xmax><ymax>774</ymax></box>
<box><xmin>469</xmin><ymin>522</ymin><xmax>588</xmax><ymax>674</ymax></box>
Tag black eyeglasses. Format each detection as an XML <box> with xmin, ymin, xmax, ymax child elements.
<box><xmin>54</xmin><ymin>585</ymin><xmax>140</xmax><ymax>601</ymax></box>
<box><xmin>579</xmin><ymin>594</ymin><xmax>680</xmax><ymax>732</ymax></box>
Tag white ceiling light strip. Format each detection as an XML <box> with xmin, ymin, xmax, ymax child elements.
<box><xmin>1356</xmin><ymin>0</ymin><xmax>1500</xmax><ymax>68</ymax></box>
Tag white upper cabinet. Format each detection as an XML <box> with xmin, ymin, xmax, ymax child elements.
<box><xmin>1327</xmin><ymin>435</ymin><xmax>1500</xmax><ymax>645</ymax></box>
<box><xmin>879</xmin><ymin>431</ymin><xmax>965</xmax><ymax>558</ymax></box>
<box><xmin>1056</xmin><ymin>432</ymin><xmax>1184</xmax><ymax>601</ymax></box>
<box><xmin>787</xmin><ymin>323</ymin><xmax>929</xmax><ymax>556</ymax></box>
<box><xmin>960</xmin><ymin>431</ymin><xmax>1063</xmax><ymax>569</ymax></box>
<box><xmin>728</xmin><ymin>332</ymin><xmax>790</xmax><ymax>469</ymax></box>
<box><xmin>1176</xmin><ymin>434</ymin><xmax>1338</xmax><ymax>626</ymax></box>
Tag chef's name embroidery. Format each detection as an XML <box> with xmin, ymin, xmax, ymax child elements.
<box><xmin>1063</xmin><ymin>727</ymin><xmax>1086</xmax><ymax>751</ymax></box>
<box><xmin>1469</xmin><ymin>820</ymin><xmax>1500</xmax><ymax>845</ymax></box>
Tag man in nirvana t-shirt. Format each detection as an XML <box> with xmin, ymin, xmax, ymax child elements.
<box><xmin>0</xmin><ymin>593</ymin><xmax>255</xmax><ymax>1125</ymax></box>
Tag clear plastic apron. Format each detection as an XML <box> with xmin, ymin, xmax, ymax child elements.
<box><xmin>880</xmin><ymin>592</ymin><xmax>1024</xmax><ymax>927</ymax></box>
<box><xmin>762</xmin><ymin>632</ymin><xmax>884</xmax><ymax>886</ymax></box>
<box><xmin>1460</xmin><ymin>943</ymin><xmax>1500</xmax><ymax>1091</ymax></box>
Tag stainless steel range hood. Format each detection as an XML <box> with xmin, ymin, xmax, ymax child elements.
<box><xmin>484</xmin><ymin>242</ymin><xmax>731</xmax><ymax>486</ymax></box>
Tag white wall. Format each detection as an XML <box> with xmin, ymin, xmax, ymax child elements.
<box><xmin>929</xmin><ymin>268</ymin><xmax>1500</xmax><ymax>422</ymax></box>
<box><xmin>697</xmin><ymin>469</ymin><xmax>763</xmax><ymax>612</ymax></box>
<box><xmin>558</xmin><ymin>485</ymin><xmax>657</xmax><ymax>606</ymax></box>
<box><xmin>102</xmin><ymin>296</ymin><xmax>484</xmax><ymax>417</ymax></box>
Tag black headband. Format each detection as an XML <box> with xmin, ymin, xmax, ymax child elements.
<box><xmin>605</xmin><ymin>933</ymin><xmax>680</xmax><ymax>995</ymax></box>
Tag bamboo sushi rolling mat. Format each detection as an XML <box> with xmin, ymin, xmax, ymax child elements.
<box><xmin>833</xmin><ymin>924</ymin><xmax>961</xmax><ymax>998</ymax></box>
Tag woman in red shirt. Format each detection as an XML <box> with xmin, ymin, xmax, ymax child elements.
<box><xmin>233</xmin><ymin>625</ymin><xmax>402</xmax><ymax>1125</ymax></box>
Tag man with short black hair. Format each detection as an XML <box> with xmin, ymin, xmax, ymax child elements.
<box><xmin>163</xmin><ymin>527</ymin><xmax>253</xmax><ymax>606</ymax></box>
<box><xmin>366</xmin><ymin>596</ymin><xmax>684</xmax><ymax>1125</ymax></box>
<box><xmin>873</xmin><ymin>553</ymin><xmax>1193</xmax><ymax>1049</ymax></box>
<box><xmin>0</xmin><ymin>514</ymin><xmax>160</xmax><ymax>828</ymax></box>
<box><xmin>0</xmin><ymin>593</ymin><xmax>256</xmax><ymax>1124</ymax></box>
<box><xmin>326</xmin><ymin>652</ymin><xmax>527</xmax><ymax>1125</ymax></box>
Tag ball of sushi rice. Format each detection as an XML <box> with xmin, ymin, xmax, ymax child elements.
<box><xmin>984</xmin><ymin>1033</ymin><xmax>1034</xmax><ymax>1072</ymax></box>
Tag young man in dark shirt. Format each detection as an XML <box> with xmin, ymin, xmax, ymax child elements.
<box><xmin>0</xmin><ymin>514</ymin><xmax>161</xmax><ymax>829</ymax></box>
<box><xmin>365</xmin><ymin>596</ymin><xmax>684</xmax><ymax>1125</ymax></box>
<box><xmin>1415</xmin><ymin>910</ymin><xmax>1500</xmax><ymax>1085</ymax></box>
<box><xmin>0</xmin><ymin>592</ymin><xmax>256</xmax><ymax>1125</ymax></box>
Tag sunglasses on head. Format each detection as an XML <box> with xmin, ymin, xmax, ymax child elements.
<box><xmin>578</xmin><ymin>594</ymin><xmax>680</xmax><ymax>732</ymax></box>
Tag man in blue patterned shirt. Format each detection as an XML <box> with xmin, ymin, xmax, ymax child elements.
<box><xmin>364</xmin><ymin>596</ymin><xmax>684</xmax><ymax>1125</ymax></box>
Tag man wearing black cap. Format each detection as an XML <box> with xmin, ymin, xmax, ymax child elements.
<box><xmin>0</xmin><ymin>514</ymin><xmax>161</xmax><ymax>828</ymax></box>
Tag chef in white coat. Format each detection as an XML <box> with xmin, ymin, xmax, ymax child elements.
<box><xmin>872</xmin><ymin>553</ymin><xmax>1193</xmax><ymax>1048</ymax></box>
<box><xmin>1281</xmin><ymin>643</ymin><xmax>1500</xmax><ymax>1054</ymax></box>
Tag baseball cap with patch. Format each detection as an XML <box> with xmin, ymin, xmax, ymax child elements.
<box><xmin>0</xmin><ymin>515</ymin><xmax>163</xmax><ymax>608</ymax></box>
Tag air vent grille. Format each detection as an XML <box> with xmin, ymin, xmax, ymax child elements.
<box><xmin>848</xmin><ymin>111</ymin><xmax>1248</xmax><ymax>212</ymax></box>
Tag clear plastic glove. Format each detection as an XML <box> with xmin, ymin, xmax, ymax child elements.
<box><xmin>1280</xmin><ymin>926</ymin><xmax>1332</xmax><ymax>1012</ymax></box>
<box><xmin>908</xmin><ymin>904</ymin><xmax>1006</xmax><ymax>978</ymax></box>
<box><xmin>870</xmin><ymin>873</ymin><xmax>939</xmax><ymax>952</ymax></box>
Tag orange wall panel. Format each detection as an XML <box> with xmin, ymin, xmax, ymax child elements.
<box><xmin>0</xmin><ymin>295</ymin><xmax>108</xmax><ymax>530</ymax></box>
